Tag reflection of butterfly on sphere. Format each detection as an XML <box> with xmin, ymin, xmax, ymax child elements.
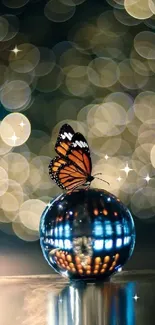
<box><xmin>48</xmin><ymin>124</ymin><xmax>109</xmax><ymax>192</ymax></box>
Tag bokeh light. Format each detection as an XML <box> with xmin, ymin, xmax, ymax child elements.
<box><xmin>36</xmin><ymin>64</ymin><xmax>64</xmax><ymax>92</ymax></box>
<box><xmin>2</xmin><ymin>14</ymin><xmax>19</xmax><ymax>41</ymax></box>
<box><xmin>4</xmin><ymin>152</ymin><xmax>29</xmax><ymax>185</ymax></box>
<box><xmin>0</xmin><ymin>112</ymin><xmax>31</xmax><ymax>146</ymax></box>
<box><xmin>124</xmin><ymin>0</ymin><xmax>153</xmax><ymax>19</ymax></box>
<box><xmin>1</xmin><ymin>80</ymin><xmax>31</xmax><ymax>111</ymax></box>
<box><xmin>134</xmin><ymin>31</ymin><xmax>155</xmax><ymax>59</ymax></box>
<box><xmin>88</xmin><ymin>58</ymin><xmax>119</xmax><ymax>88</ymax></box>
<box><xmin>0</xmin><ymin>16</ymin><xmax>9</xmax><ymax>41</ymax></box>
<box><xmin>0</xmin><ymin>167</ymin><xmax>8</xmax><ymax>197</ymax></box>
<box><xmin>19</xmin><ymin>199</ymin><xmax>46</xmax><ymax>232</ymax></box>
<box><xmin>35</xmin><ymin>47</ymin><xmax>56</xmax><ymax>77</ymax></box>
<box><xmin>2</xmin><ymin>0</ymin><xmax>29</xmax><ymax>9</ymax></box>
<box><xmin>44</xmin><ymin>0</ymin><xmax>76</xmax><ymax>22</ymax></box>
<box><xmin>12</xmin><ymin>222</ymin><xmax>39</xmax><ymax>241</ymax></box>
<box><xmin>9</xmin><ymin>43</ymin><xmax>40</xmax><ymax>73</ymax></box>
<box><xmin>118</xmin><ymin>59</ymin><xmax>148</xmax><ymax>89</ymax></box>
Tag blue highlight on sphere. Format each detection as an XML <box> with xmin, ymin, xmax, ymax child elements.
<box><xmin>46</xmin><ymin>219</ymin><xmax>133</xmax><ymax>251</ymax></box>
<box><xmin>105</xmin><ymin>239</ymin><xmax>113</xmax><ymax>250</ymax></box>
<box><xmin>64</xmin><ymin>239</ymin><xmax>72</xmax><ymax>249</ymax></box>
<box><xmin>59</xmin><ymin>225</ymin><xmax>63</xmax><ymax>237</ymax></box>
<box><xmin>59</xmin><ymin>239</ymin><xmax>64</xmax><ymax>248</ymax></box>
<box><xmin>64</xmin><ymin>223</ymin><xmax>71</xmax><ymax>238</ymax></box>
<box><xmin>54</xmin><ymin>227</ymin><xmax>58</xmax><ymax>237</ymax></box>
<box><xmin>54</xmin><ymin>239</ymin><xmax>59</xmax><ymax>247</ymax></box>
<box><xmin>116</xmin><ymin>222</ymin><xmax>122</xmax><ymax>235</ymax></box>
<box><xmin>116</xmin><ymin>238</ymin><xmax>122</xmax><ymax>248</ymax></box>
<box><xmin>123</xmin><ymin>219</ymin><xmax>130</xmax><ymax>234</ymax></box>
<box><xmin>105</xmin><ymin>221</ymin><xmax>113</xmax><ymax>236</ymax></box>
<box><xmin>94</xmin><ymin>239</ymin><xmax>104</xmax><ymax>250</ymax></box>
<box><xmin>94</xmin><ymin>221</ymin><xmax>104</xmax><ymax>236</ymax></box>
<box><xmin>92</xmin><ymin>218</ymin><xmax>132</xmax><ymax>251</ymax></box>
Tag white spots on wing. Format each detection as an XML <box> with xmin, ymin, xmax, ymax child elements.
<box><xmin>76</xmin><ymin>140</ymin><xmax>83</xmax><ymax>147</ymax></box>
<box><xmin>68</xmin><ymin>132</ymin><xmax>73</xmax><ymax>139</ymax></box>
<box><xmin>61</xmin><ymin>132</ymin><xmax>73</xmax><ymax>141</ymax></box>
<box><xmin>76</xmin><ymin>140</ymin><xmax>88</xmax><ymax>148</ymax></box>
<box><xmin>72</xmin><ymin>140</ymin><xmax>88</xmax><ymax>148</ymax></box>
<box><xmin>80</xmin><ymin>140</ymin><xmax>88</xmax><ymax>148</ymax></box>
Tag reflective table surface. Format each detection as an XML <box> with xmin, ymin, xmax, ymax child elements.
<box><xmin>0</xmin><ymin>271</ymin><xmax>155</xmax><ymax>325</ymax></box>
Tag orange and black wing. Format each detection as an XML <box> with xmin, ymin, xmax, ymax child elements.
<box><xmin>48</xmin><ymin>156</ymin><xmax>66</xmax><ymax>185</ymax></box>
<box><xmin>54</xmin><ymin>162</ymin><xmax>87</xmax><ymax>191</ymax></box>
<box><xmin>49</xmin><ymin>125</ymin><xmax>92</xmax><ymax>191</ymax></box>
<box><xmin>55</xmin><ymin>124</ymin><xmax>75</xmax><ymax>158</ymax></box>
<box><xmin>66</xmin><ymin>132</ymin><xmax>92</xmax><ymax>176</ymax></box>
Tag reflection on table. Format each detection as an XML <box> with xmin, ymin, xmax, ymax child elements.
<box><xmin>0</xmin><ymin>273</ymin><xmax>155</xmax><ymax>325</ymax></box>
<box><xmin>48</xmin><ymin>281</ymin><xmax>135</xmax><ymax>325</ymax></box>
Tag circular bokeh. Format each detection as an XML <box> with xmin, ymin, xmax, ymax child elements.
<box><xmin>0</xmin><ymin>112</ymin><xmax>31</xmax><ymax>147</ymax></box>
<box><xmin>1</xmin><ymin>80</ymin><xmax>31</xmax><ymax>111</ymax></box>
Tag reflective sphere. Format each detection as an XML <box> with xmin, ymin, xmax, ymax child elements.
<box><xmin>40</xmin><ymin>189</ymin><xmax>136</xmax><ymax>282</ymax></box>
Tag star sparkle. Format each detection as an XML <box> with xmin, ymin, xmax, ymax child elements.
<box><xmin>8</xmin><ymin>132</ymin><xmax>20</xmax><ymax>145</ymax></box>
<box><xmin>121</xmin><ymin>162</ymin><xmax>133</xmax><ymax>176</ymax></box>
<box><xmin>19</xmin><ymin>120</ymin><xmax>25</xmax><ymax>128</ymax></box>
<box><xmin>133</xmin><ymin>294</ymin><xmax>139</xmax><ymax>301</ymax></box>
<box><xmin>117</xmin><ymin>176</ymin><xmax>122</xmax><ymax>182</ymax></box>
<box><xmin>105</xmin><ymin>154</ymin><xmax>109</xmax><ymax>160</ymax></box>
<box><xmin>10</xmin><ymin>45</ymin><xmax>22</xmax><ymax>56</ymax></box>
<box><xmin>144</xmin><ymin>174</ymin><xmax>151</xmax><ymax>183</ymax></box>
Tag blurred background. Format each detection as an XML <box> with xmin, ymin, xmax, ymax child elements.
<box><xmin>0</xmin><ymin>0</ymin><xmax>155</xmax><ymax>275</ymax></box>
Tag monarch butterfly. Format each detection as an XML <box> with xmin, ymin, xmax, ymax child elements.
<box><xmin>49</xmin><ymin>124</ymin><xmax>109</xmax><ymax>192</ymax></box>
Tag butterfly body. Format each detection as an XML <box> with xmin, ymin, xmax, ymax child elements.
<box><xmin>86</xmin><ymin>175</ymin><xmax>94</xmax><ymax>183</ymax></box>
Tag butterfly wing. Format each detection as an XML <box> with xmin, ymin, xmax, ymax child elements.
<box><xmin>48</xmin><ymin>156</ymin><xmax>66</xmax><ymax>186</ymax></box>
<box><xmin>55</xmin><ymin>124</ymin><xmax>75</xmax><ymax>158</ymax></box>
<box><xmin>66</xmin><ymin>132</ymin><xmax>92</xmax><ymax>176</ymax></box>
<box><xmin>55</xmin><ymin>162</ymin><xmax>87</xmax><ymax>191</ymax></box>
<box><xmin>49</xmin><ymin>126</ymin><xmax>92</xmax><ymax>191</ymax></box>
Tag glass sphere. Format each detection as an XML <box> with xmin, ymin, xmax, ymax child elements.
<box><xmin>40</xmin><ymin>188</ymin><xmax>136</xmax><ymax>282</ymax></box>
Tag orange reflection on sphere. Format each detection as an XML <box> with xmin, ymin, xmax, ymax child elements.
<box><xmin>67</xmin><ymin>255</ymin><xmax>72</xmax><ymax>262</ymax></box>
<box><xmin>104</xmin><ymin>256</ymin><xmax>110</xmax><ymax>263</ymax></box>
<box><xmin>103</xmin><ymin>209</ymin><xmax>108</xmax><ymax>215</ymax></box>
<box><xmin>95</xmin><ymin>257</ymin><xmax>101</xmax><ymax>264</ymax></box>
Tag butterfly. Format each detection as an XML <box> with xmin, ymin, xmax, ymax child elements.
<box><xmin>48</xmin><ymin>124</ymin><xmax>109</xmax><ymax>192</ymax></box>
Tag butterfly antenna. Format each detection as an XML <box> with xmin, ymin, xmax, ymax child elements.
<box><xmin>93</xmin><ymin>173</ymin><xmax>102</xmax><ymax>176</ymax></box>
<box><xmin>94</xmin><ymin>176</ymin><xmax>110</xmax><ymax>186</ymax></box>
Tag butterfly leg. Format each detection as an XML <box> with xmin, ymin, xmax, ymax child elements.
<box><xmin>84</xmin><ymin>184</ymin><xmax>91</xmax><ymax>191</ymax></box>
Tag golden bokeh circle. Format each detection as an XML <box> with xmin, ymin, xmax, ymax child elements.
<box><xmin>134</xmin><ymin>31</ymin><xmax>155</xmax><ymax>59</ymax></box>
<box><xmin>124</xmin><ymin>0</ymin><xmax>153</xmax><ymax>19</ymax></box>
<box><xmin>88</xmin><ymin>58</ymin><xmax>119</xmax><ymax>88</ymax></box>
<box><xmin>0</xmin><ymin>167</ymin><xmax>8</xmax><ymax>197</ymax></box>
<box><xmin>9</xmin><ymin>43</ymin><xmax>40</xmax><ymax>73</ymax></box>
<box><xmin>44</xmin><ymin>0</ymin><xmax>76</xmax><ymax>23</ymax></box>
<box><xmin>12</xmin><ymin>222</ymin><xmax>39</xmax><ymax>241</ymax></box>
<box><xmin>0</xmin><ymin>113</ymin><xmax>31</xmax><ymax>147</ymax></box>
<box><xmin>1</xmin><ymin>80</ymin><xmax>31</xmax><ymax>111</ymax></box>
<box><xmin>3</xmin><ymin>152</ymin><xmax>29</xmax><ymax>185</ymax></box>
<box><xmin>19</xmin><ymin>199</ymin><xmax>46</xmax><ymax>232</ymax></box>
